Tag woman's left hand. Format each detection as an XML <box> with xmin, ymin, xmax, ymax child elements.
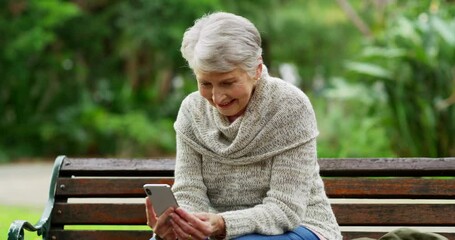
<box><xmin>170</xmin><ymin>208</ymin><xmax>225</xmax><ymax>240</ymax></box>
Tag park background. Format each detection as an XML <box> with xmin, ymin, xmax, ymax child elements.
<box><xmin>1</xmin><ymin>0</ymin><xmax>455</xmax><ymax>162</ymax></box>
<box><xmin>1</xmin><ymin>0</ymin><xmax>454</xmax><ymax>238</ymax></box>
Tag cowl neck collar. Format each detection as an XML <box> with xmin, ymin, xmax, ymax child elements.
<box><xmin>174</xmin><ymin>65</ymin><xmax>318</xmax><ymax>165</ymax></box>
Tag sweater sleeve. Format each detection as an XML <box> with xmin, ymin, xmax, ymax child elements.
<box><xmin>172</xmin><ymin>135</ymin><xmax>210</xmax><ymax>213</ymax></box>
<box><xmin>219</xmin><ymin>139</ymin><xmax>319</xmax><ymax>239</ymax></box>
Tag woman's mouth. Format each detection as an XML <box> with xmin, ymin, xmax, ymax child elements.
<box><xmin>217</xmin><ymin>99</ymin><xmax>235</xmax><ymax>109</ymax></box>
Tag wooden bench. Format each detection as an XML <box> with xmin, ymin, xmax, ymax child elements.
<box><xmin>8</xmin><ymin>155</ymin><xmax>455</xmax><ymax>240</ymax></box>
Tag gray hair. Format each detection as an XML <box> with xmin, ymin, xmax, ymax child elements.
<box><xmin>180</xmin><ymin>12</ymin><xmax>262</xmax><ymax>77</ymax></box>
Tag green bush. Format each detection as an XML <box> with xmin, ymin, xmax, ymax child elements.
<box><xmin>315</xmin><ymin>78</ymin><xmax>395</xmax><ymax>158</ymax></box>
<box><xmin>345</xmin><ymin>1</ymin><xmax>455</xmax><ymax>156</ymax></box>
<box><xmin>4</xmin><ymin>1</ymin><xmax>451</xmax><ymax>160</ymax></box>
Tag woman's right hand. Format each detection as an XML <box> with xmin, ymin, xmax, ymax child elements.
<box><xmin>145</xmin><ymin>196</ymin><xmax>177</xmax><ymax>240</ymax></box>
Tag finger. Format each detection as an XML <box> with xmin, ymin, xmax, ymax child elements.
<box><xmin>171</xmin><ymin>217</ymin><xmax>202</xmax><ymax>240</ymax></box>
<box><xmin>170</xmin><ymin>219</ymin><xmax>186</xmax><ymax>240</ymax></box>
<box><xmin>193</xmin><ymin>213</ymin><xmax>209</xmax><ymax>221</ymax></box>
<box><xmin>175</xmin><ymin>208</ymin><xmax>204</xmax><ymax>226</ymax></box>
<box><xmin>156</xmin><ymin>207</ymin><xmax>176</xmax><ymax>228</ymax></box>
<box><xmin>175</xmin><ymin>208</ymin><xmax>212</xmax><ymax>236</ymax></box>
<box><xmin>154</xmin><ymin>207</ymin><xmax>176</xmax><ymax>237</ymax></box>
<box><xmin>172</xmin><ymin>228</ymin><xmax>186</xmax><ymax>240</ymax></box>
<box><xmin>161</xmin><ymin>227</ymin><xmax>177</xmax><ymax>240</ymax></box>
<box><xmin>145</xmin><ymin>197</ymin><xmax>158</xmax><ymax>228</ymax></box>
<box><xmin>170</xmin><ymin>212</ymin><xmax>207</xmax><ymax>240</ymax></box>
<box><xmin>155</xmin><ymin>225</ymin><xmax>174</xmax><ymax>240</ymax></box>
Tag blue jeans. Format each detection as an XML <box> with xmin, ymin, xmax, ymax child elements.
<box><xmin>150</xmin><ymin>226</ymin><xmax>320</xmax><ymax>240</ymax></box>
<box><xmin>232</xmin><ymin>226</ymin><xmax>320</xmax><ymax>240</ymax></box>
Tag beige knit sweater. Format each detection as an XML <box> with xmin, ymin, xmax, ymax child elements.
<box><xmin>172</xmin><ymin>67</ymin><xmax>342</xmax><ymax>240</ymax></box>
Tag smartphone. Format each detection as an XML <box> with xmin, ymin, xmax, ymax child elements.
<box><xmin>143</xmin><ymin>184</ymin><xmax>179</xmax><ymax>216</ymax></box>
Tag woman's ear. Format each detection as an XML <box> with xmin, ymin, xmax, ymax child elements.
<box><xmin>255</xmin><ymin>62</ymin><xmax>263</xmax><ymax>80</ymax></box>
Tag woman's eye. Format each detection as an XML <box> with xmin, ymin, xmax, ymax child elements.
<box><xmin>200</xmin><ymin>82</ymin><xmax>211</xmax><ymax>87</ymax></box>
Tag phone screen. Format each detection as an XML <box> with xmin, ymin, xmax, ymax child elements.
<box><xmin>143</xmin><ymin>184</ymin><xmax>179</xmax><ymax>216</ymax></box>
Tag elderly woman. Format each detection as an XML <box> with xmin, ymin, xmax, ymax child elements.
<box><xmin>145</xmin><ymin>12</ymin><xmax>342</xmax><ymax>240</ymax></box>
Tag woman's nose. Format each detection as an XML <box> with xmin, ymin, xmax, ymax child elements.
<box><xmin>212</xmin><ymin>88</ymin><xmax>225</xmax><ymax>103</ymax></box>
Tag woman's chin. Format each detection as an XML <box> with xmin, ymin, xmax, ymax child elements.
<box><xmin>218</xmin><ymin>110</ymin><xmax>234</xmax><ymax>117</ymax></box>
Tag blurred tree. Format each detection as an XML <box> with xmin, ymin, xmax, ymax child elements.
<box><xmin>0</xmin><ymin>0</ymin><xmax>403</xmax><ymax>160</ymax></box>
<box><xmin>345</xmin><ymin>0</ymin><xmax>455</xmax><ymax>156</ymax></box>
<box><xmin>0</xmin><ymin>0</ymin><xmax>80</xmax><ymax>160</ymax></box>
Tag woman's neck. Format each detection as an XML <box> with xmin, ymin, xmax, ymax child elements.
<box><xmin>227</xmin><ymin>111</ymin><xmax>244</xmax><ymax>123</ymax></box>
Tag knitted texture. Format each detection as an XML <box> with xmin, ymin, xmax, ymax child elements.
<box><xmin>173</xmin><ymin>66</ymin><xmax>342</xmax><ymax>240</ymax></box>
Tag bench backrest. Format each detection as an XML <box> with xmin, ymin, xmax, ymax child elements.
<box><xmin>49</xmin><ymin>156</ymin><xmax>455</xmax><ymax>240</ymax></box>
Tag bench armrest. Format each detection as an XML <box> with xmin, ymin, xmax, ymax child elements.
<box><xmin>7</xmin><ymin>156</ymin><xmax>65</xmax><ymax>240</ymax></box>
<box><xmin>8</xmin><ymin>220</ymin><xmax>42</xmax><ymax>240</ymax></box>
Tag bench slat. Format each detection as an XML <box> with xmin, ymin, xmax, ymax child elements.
<box><xmin>60</xmin><ymin>158</ymin><xmax>175</xmax><ymax>177</ymax></box>
<box><xmin>324</xmin><ymin>178</ymin><xmax>455</xmax><ymax>199</ymax></box>
<box><xmin>52</xmin><ymin>203</ymin><xmax>146</xmax><ymax>225</ymax></box>
<box><xmin>333</xmin><ymin>204</ymin><xmax>455</xmax><ymax>225</ymax></box>
<box><xmin>56</xmin><ymin>178</ymin><xmax>174</xmax><ymax>197</ymax></box>
<box><xmin>318</xmin><ymin>158</ymin><xmax>455</xmax><ymax>177</ymax></box>
<box><xmin>51</xmin><ymin>202</ymin><xmax>455</xmax><ymax>226</ymax></box>
<box><xmin>60</xmin><ymin>157</ymin><xmax>455</xmax><ymax>177</ymax></box>
<box><xmin>56</xmin><ymin>177</ymin><xmax>455</xmax><ymax>199</ymax></box>
<box><xmin>48</xmin><ymin>230</ymin><xmax>152</xmax><ymax>240</ymax></box>
<box><xmin>46</xmin><ymin>230</ymin><xmax>455</xmax><ymax>240</ymax></box>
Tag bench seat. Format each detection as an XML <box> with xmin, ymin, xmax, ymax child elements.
<box><xmin>8</xmin><ymin>156</ymin><xmax>455</xmax><ymax>240</ymax></box>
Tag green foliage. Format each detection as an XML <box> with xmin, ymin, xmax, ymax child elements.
<box><xmin>345</xmin><ymin>1</ymin><xmax>455</xmax><ymax>156</ymax></box>
<box><xmin>315</xmin><ymin>78</ymin><xmax>395</xmax><ymax>158</ymax></box>
<box><xmin>0</xmin><ymin>0</ymin><xmax>81</xmax><ymax>159</ymax></box>
<box><xmin>1</xmin><ymin>0</ymin><xmax>373</xmax><ymax>160</ymax></box>
<box><xmin>5</xmin><ymin>0</ymin><xmax>450</xmax><ymax>160</ymax></box>
<box><xmin>0</xmin><ymin>0</ymin><xmax>220</xmax><ymax>159</ymax></box>
<box><xmin>268</xmin><ymin>0</ymin><xmax>358</xmax><ymax>85</ymax></box>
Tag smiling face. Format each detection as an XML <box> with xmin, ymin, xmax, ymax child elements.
<box><xmin>196</xmin><ymin>67</ymin><xmax>261</xmax><ymax>122</ymax></box>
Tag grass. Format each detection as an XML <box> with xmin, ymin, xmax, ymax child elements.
<box><xmin>1</xmin><ymin>204</ymin><xmax>151</xmax><ymax>240</ymax></box>
<box><xmin>1</xmin><ymin>205</ymin><xmax>42</xmax><ymax>240</ymax></box>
